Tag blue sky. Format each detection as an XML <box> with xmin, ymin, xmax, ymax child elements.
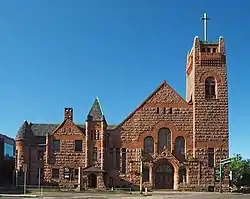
<box><xmin>0</xmin><ymin>1</ymin><xmax>249</xmax><ymax>158</ymax></box>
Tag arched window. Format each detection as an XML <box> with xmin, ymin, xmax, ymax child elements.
<box><xmin>174</xmin><ymin>136</ymin><xmax>185</xmax><ymax>161</ymax></box>
<box><xmin>205</xmin><ymin>77</ymin><xmax>216</xmax><ymax>98</ymax></box>
<box><xmin>158</xmin><ymin>128</ymin><xmax>171</xmax><ymax>153</ymax></box>
<box><xmin>144</xmin><ymin>136</ymin><xmax>154</xmax><ymax>153</ymax></box>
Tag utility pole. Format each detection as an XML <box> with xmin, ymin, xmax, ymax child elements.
<box><xmin>38</xmin><ymin>167</ymin><xmax>41</xmax><ymax>189</ymax></box>
<box><xmin>219</xmin><ymin>161</ymin><xmax>222</xmax><ymax>193</ymax></box>
<box><xmin>15</xmin><ymin>169</ymin><xmax>18</xmax><ymax>187</ymax></box>
<box><xmin>139</xmin><ymin>158</ymin><xmax>143</xmax><ymax>194</ymax></box>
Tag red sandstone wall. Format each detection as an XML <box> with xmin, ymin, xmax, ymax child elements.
<box><xmin>115</xmin><ymin>82</ymin><xmax>193</xmax><ymax>186</ymax></box>
<box><xmin>192</xmin><ymin>37</ymin><xmax>229</xmax><ymax>189</ymax></box>
<box><xmin>44</xmin><ymin>119</ymin><xmax>85</xmax><ymax>186</ymax></box>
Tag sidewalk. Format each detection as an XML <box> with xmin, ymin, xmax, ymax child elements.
<box><xmin>0</xmin><ymin>190</ymin><xmax>244</xmax><ymax>198</ymax></box>
<box><xmin>0</xmin><ymin>194</ymin><xmax>39</xmax><ymax>197</ymax></box>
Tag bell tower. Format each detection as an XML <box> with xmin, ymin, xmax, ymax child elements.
<box><xmin>186</xmin><ymin>13</ymin><xmax>229</xmax><ymax>188</ymax></box>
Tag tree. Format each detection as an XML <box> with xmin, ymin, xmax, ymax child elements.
<box><xmin>241</xmin><ymin>159</ymin><xmax>250</xmax><ymax>186</ymax></box>
<box><xmin>229</xmin><ymin>154</ymin><xmax>250</xmax><ymax>188</ymax></box>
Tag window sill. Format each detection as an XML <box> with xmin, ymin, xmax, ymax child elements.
<box><xmin>205</xmin><ymin>96</ymin><xmax>217</xmax><ymax>100</ymax></box>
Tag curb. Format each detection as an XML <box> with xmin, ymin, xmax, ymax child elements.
<box><xmin>0</xmin><ymin>194</ymin><xmax>39</xmax><ymax>197</ymax></box>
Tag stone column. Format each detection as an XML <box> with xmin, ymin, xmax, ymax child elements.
<box><xmin>186</xmin><ymin>168</ymin><xmax>189</xmax><ymax>184</ymax></box>
<box><xmin>97</xmin><ymin>174</ymin><xmax>105</xmax><ymax>189</ymax></box>
<box><xmin>85</xmin><ymin>121</ymin><xmax>89</xmax><ymax>168</ymax></box>
<box><xmin>149</xmin><ymin>164</ymin><xmax>153</xmax><ymax>185</ymax></box>
<box><xmin>45</xmin><ymin>135</ymin><xmax>49</xmax><ymax>163</ymax></box>
<box><xmin>100</xmin><ymin>133</ymin><xmax>104</xmax><ymax>170</ymax></box>
<box><xmin>78</xmin><ymin>167</ymin><xmax>81</xmax><ymax>185</ymax></box>
<box><xmin>174</xmin><ymin>170</ymin><xmax>179</xmax><ymax>190</ymax></box>
<box><xmin>154</xmin><ymin>142</ymin><xmax>158</xmax><ymax>154</ymax></box>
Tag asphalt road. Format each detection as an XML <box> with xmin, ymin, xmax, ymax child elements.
<box><xmin>1</xmin><ymin>192</ymin><xmax>250</xmax><ymax>199</ymax></box>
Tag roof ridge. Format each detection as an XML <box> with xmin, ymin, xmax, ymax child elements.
<box><xmin>95</xmin><ymin>96</ymin><xmax>104</xmax><ymax>115</ymax></box>
<box><xmin>117</xmin><ymin>80</ymin><xmax>188</xmax><ymax>128</ymax></box>
<box><xmin>117</xmin><ymin>80</ymin><xmax>166</xmax><ymax>128</ymax></box>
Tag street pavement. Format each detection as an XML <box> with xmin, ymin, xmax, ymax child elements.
<box><xmin>0</xmin><ymin>192</ymin><xmax>249</xmax><ymax>199</ymax></box>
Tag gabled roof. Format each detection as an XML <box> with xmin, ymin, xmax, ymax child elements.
<box><xmin>15</xmin><ymin>122</ymin><xmax>81</xmax><ymax>141</ymax></box>
<box><xmin>16</xmin><ymin>81</ymin><xmax>187</xmax><ymax>139</ymax></box>
<box><xmin>87</xmin><ymin>97</ymin><xmax>104</xmax><ymax>121</ymax></box>
<box><xmin>117</xmin><ymin>80</ymin><xmax>188</xmax><ymax>127</ymax></box>
<box><xmin>30</xmin><ymin>124</ymin><xmax>59</xmax><ymax>137</ymax></box>
<box><xmin>15</xmin><ymin>122</ymin><xmax>117</xmax><ymax>141</ymax></box>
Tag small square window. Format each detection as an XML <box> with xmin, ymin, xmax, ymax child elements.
<box><xmin>53</xmin><ymin>140</ymin><xmax>60</xmax><ymax>152</ymax></box>
<box><xmin>52</xmin><ymin>168</ymin><xmax>59</xmax><ymax>178</ymax></box>
<box><xmin>75</xmin><ymin>140</ymin><xmax>83</xmax><ymax>152</ymax></box>
<box><xmin>201</xmin><ymin>48</ymin><xmax>206</xmax><ymax>52</ymax></box>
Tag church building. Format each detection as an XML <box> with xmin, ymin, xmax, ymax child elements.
<box><xmin>15</xmin><ymin>28</ymin><xmax>229</xmax><ymax>191</ymax></box>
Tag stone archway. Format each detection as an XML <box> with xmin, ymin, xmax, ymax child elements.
<box><xmin>154</xmin><ymin>161</ymin><xmax>174</xmax><ymax>189</ymax></box>
<box><xmin>87</xmin><ymin>173</ymin><xmax>97</xmax><ymax>188</ymax></box>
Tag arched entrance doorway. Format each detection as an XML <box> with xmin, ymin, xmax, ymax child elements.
<box><xmin>87</xmin><ymin>173</ymin><xmax>97</xmax><ymax>188</ymax></box>
<box><xmin>154</xmin><ymin>162</ymin><xmax>174</xmax><ymax>189</ymax></box>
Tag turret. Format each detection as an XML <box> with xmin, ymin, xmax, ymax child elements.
<box><xmin>85</xmin><ymin>97</ymin><xmax>107</xmax><ymax>169</ymax></box>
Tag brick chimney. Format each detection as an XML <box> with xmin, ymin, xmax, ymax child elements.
<box><xmin>64</xmin><ymin>108</ymin><xmax>73</xmax><ymax>120</ymax></box>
